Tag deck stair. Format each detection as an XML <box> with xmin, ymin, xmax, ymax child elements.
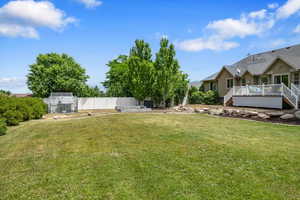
<box><xmin>224</xmin><ymin>84</ymin><xmax>299</xmax><ymax>109</ymax></box>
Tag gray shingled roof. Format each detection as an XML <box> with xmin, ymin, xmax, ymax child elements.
<box><xmin>202</xmin><ymin>44</ymin><xmax>300</xmax><ymax>81</ymax></box>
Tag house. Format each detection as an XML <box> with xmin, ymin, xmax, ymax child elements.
<box><xmin>201</xmin><ymin>44</ymin><xmax>300</xmax><ymax>109</ymax></box>
<box><xmin>11</xmin><ymin>93</ymin><xmax>32</xmax><ymax>98</ymax></box>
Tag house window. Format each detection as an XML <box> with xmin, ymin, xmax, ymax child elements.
<box><xmin>209</xmin><ymin>82</ymin><xmax>217</xmax><ymax>91</ymax></box>
<box><xmin>294</xmin><ymin>73</ymin><xmax>299</xmax><ymax>85</ymax></box>
<box><xmin>227</xmin><ymin>79</ymin><xmax>233</xmax><ymax>89</ymax></box>
<box><xmin>261</xmin><ymin>76</ymin><xmax>268</xmax><ymax>84</ymax></box>
<box><xmin>241</xmin><ymin>78</ymin><xmax>246</xmax><ymax>86</ymax></box>
<box><xmin>274</xmin><ymin>74</ymin><xmax>289</xmax><ymax>86</ymax></box>
<box><xmin>253</xmin><ymin>76</ymin><xmax>259</xmax><ymax>85</ymax></box>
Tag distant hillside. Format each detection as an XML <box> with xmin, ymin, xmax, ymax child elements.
<box><xmin>189</xmin><ymin>81</ymin><xmax>202</xmax><ymax>88</ymax></box>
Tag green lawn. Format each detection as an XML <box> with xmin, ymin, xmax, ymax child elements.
<box><xmin>1</xmin><ymin>113</ymin><xmax>300</xmax><ymax>200</ymax></box>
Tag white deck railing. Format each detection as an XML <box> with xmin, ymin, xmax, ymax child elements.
<box><xmin>224</xmin><ymin>84</ymin><xmax>299</xmax><ymax>109</ymax></box>
<box><xmin>233</xmin><ymin>84</ymin><xmax>282</xmax><ymax>96</ymax></box>
<box><xmin>291</xmin><ymin>83</ymin><xmax>300</xmax><ymax>99</ymax></box>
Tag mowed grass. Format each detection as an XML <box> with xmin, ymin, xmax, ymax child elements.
<box><xmin>1</xmin><ymin>114</ymin><xmax>300</xmax><ymax>200</ymax></box>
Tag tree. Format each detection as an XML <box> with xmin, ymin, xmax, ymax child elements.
<box><xmin>27</xmin><ymin>53</ymin><xmax>89</xmax><ymax>97</ymax></box>
<box><xmin>174</xmin><ymin>72</ymin><xmax>189</xmax><ymax>105</ymax></box>
<box><xmin>129</xmin><ymin>40</ymin><xmax>152</xmax><ymax>61</ymax></box>
<box><xmin>127</xmin><ymin>40</ymin><xmax>154</xmax><ymax>103</ymax></box>
<box><xmin>103</xmin><ymin>55</ymin><xmax>131</xmax><ymax>97</ymax></box>
<box><xmin>154</xmin><ymin>38</ymin><xmax>182</xmax><ymax>107</ymax></box>
<box><xmin>128</xmin><ymin>57</ymin><xmax>154</xmax><ymax>103</ymax></box>
<box><xmin>0</xmin><ymin>90</ymin><xmax>11</xmax><ymax>96</ymax></box>
<box><xmin>80</xmin><ymin>85</ymin><xmax>105</xmax><ymax>97</ymax></box>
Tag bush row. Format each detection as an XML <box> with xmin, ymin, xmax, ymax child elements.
<box><xmin>0</xmin><ymin>95</ymin><xmax>47</xmax><ymax>135</ymax></box>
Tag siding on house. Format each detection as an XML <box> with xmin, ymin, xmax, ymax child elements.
<box><xmin>217</xmin><ymin>69</ymin><xmax>233</xmax><ymax>97</ymax></box>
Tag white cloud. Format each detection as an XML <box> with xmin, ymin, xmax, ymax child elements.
<box><xmin>268</xmin><ymin>3</ymin><xmax>279</xmax><ymax>9</ymax></box>
<box><xmin>276</xmin><ymin>0</ymin><xmax>300</xmax><ymax>19</ymax></box>
<box><xmin>0</xmin><ymin>0</ymin><xmax>75</xmax><ymax>38</ymax></box>
<box><xmin>249</xmin><ymin>9</ymin><xmax>267</xmax><ymax>19</ymax></box>
<box><xmin>294</xmin><ymin>24</ymin><xmax>300</xmax><ymax>33</ymax></box>
<box><xmin>207</xmin><ymin>18</ymin><xmax>260</xmax><ymax>39</ymax></box>
<box><xmin>177</xmin><ymin>36</ymin><xmax>239</xmax><ymax>52</ymax></box>
<box><xmin>207</xmin><ymin>13</ymin><xmax>274</xmax><ymax>39</ymax></box>
<box><xmin>178</xmin><ymin>6</ymin><xmax>276</xmax><ymax>52</ymax></box>
<box><xmin>77</xmin><ymin>0</ymin><xmax>102</xmax><ymax>8</ymax></box>
<box><xmin>0</xmin><ymin>77</ymin><xmax>27</xmax><ymax>91</ymax></box>
<box><xmin>270</xmin><ymin>38</ymin><xmax>287</xmax><ymax>47</ymax></box>
<box><xmin>0</xmin><ymin>23</ymin><xmax>38</xmax><ymax>38</ymax></box>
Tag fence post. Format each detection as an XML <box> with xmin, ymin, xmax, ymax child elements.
<box><xmin>262</xmin><ymin>84</ymin><xmax>265</xmax><ymax>96</ymax></box>
<box><xmin>246</xmin><ymin>85</ymin><xmax>249</xmax><ymax>96</ymax></box>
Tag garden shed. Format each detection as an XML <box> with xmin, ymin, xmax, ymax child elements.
<box><xmin>44</xmin><ymin>92</ymin><xmax>78</xmax><ymax>113</ymax></box>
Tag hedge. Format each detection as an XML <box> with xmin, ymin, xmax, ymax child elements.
<box><xmin>0</xmin><ymin>95</ymin><xmax>47</xmax><ymax>135</ymax></box>
<box><xmin>0</xmin><ymin>118</ymin><xmax>6</xmax><ymax>136</ymax></box>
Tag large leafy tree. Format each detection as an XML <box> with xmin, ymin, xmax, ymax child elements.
<box><xmin>103</xmin><ymin>55</ymin><xmax>131</xmax><ymax>97</ymax></box>
<box><xmin>103</xmin><ymin>39</ymin><xmax>189</xmax><ymax>107</ymax></box>
<box><xmin>154</xmin><ymin>38</ymin><xmax>184</xmax><ymax>107</ymax></box>
<box><xmin>128</xmin><ymin>57</ymin><xmax>154</xmax><ymax>103</ymax></box>
<box><xmin>27</xmin><ymin>53</ymin><xmax>89</xmax><ymax>97</ymax></box>
<box><xmin>127</xmin><ymin>40</ymin><xmax>154</xmax><ymax>103</ymax></box>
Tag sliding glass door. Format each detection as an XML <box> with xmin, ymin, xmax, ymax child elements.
<box><xmin>274</xmin><ymin>74</ymin><xmax>289</xmax><ymax>86</ymax></box>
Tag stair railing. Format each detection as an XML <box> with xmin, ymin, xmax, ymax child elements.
<box><xmin>282</xmin><ymin>83</ymin><xmax>298</xmax><ymax>109</ymax></box>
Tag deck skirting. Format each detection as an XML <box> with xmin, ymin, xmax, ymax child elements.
<box><xmin>232</xmin><ymin>96</ymin><xmax>283</xmax><ymax>109</ymax></box>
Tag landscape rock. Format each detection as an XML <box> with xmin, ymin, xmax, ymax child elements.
<box><xmin>266</xmin><ymin>112</ymin><xmax>284</xmax><ymax>117</ymax></box>
<box><xmin>245</xmin><ymin>111</ymin><xmax>258</xmax><ymax>116</ymax></box>
<box><xmin>280</xmin><ymin>114</ymin><xmax>295</xmax><ymax>120</ymax></box>
<box><xmin>224</xmin><ymin>109</ymin><xmax>235</xmax><ymax>116</ymax></box>
<box><xmin>202</xmin><ymin>108</ymin><xmax>209</xmax><ymax>111</ymax></box>
<box><xmin>294</xmin><ymin>111</ymin><xmax>300</xmax><ymax>120</ymax></box>
<box><xmin>257</xmin><ymin>113</ymin><xmax>270</xmax><ymax>120</ymax></box>
<box><xmin>209</xmin><ymin>109</ymin><xmax>223</xmax><ymax>115</ymax></box>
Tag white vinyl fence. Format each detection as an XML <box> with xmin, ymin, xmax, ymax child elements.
<box><xmin>77</xmin><ymin>97</ymin><xmax>138</xmax><ymax>110</ymax></box>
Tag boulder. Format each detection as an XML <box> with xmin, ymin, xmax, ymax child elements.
<box><xmin>224</xmin><ymin>109</ymin><xmax>235</xmax><ymax>116</ymax></box>
<box><xmin>209</xmin><ymin>109</ymin><xmax>224</xmax><ymax>116</ymax></box>
<box><xmin>202</xmin><ymin>107</ymin><xmax>209</xmax><ymax>111</ymax></box>
<box><xmin>280</xmin><ymin>114</ymin><xmax>295</xmax><ymax>120</ymax></box>
<box><xmin>266</xmin><ymin>112</ymin><xmax>284</xmax><ymax>117</ymax></box>
<box><xmin>195</xmin><ymin>109</ymin><xmax>205</xmax><ymax>113</ymax></box>
<box><xmin>294</xmin><ymin>111</ymin><xmax>300</xmax><ymax>120</ymax></box>
<box><xmin>88</xmin><ymin>112</ymin><xmax>93</xmax><ymax>116</ymax></box>
<box><xmin>245</xmin><ymin>111</ymin><xmax>258</xmax><ymax>116</ymax></box>
<box><xmin>257</xmin><ymin>113</ymin><xmax>270</xmax><ymax>120</ymax></box>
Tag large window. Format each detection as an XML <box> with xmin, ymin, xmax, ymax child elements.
<box><xmin>274</xmin><ymin>74</ymin><xmax>289</xmax><ymax>86</ymax></box>
<box><xmin>227</xmin><ymin>79</ymin><xmax>233</xmax><ymax>89</ymax></box>
<box><xmin>209</xmin><ymin>82</ymin><xmax>217</xmax><ymax>91</ymax></box>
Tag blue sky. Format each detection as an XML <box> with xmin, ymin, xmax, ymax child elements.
<box><xmin>1</xmin><ymin>0</ymin><xmax>300</xmax><ymax>93</ymax></box>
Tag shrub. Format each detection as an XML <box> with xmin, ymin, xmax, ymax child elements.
<box><xmin>0</xmin><ymin>118</ymin><xmax>6</xmax><ymax>136</ymax></box>
<box><xmin>3</xmin><ymin>110</ymin><xmax>23</xmax><ymax>126</ymax></box>
<box><xmin>0</xmin><ymin>96</ymin><xmax>46</xmax><ymax>127</ymax></box>
<box><xmin>189</xmin><ymin>90</ymin><xmax>219</xmax><ymax>105</ymax></box>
